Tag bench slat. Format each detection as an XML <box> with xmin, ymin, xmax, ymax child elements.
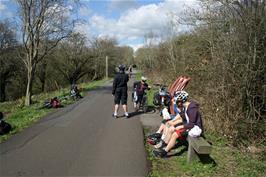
<box><xmin>188</xmin><ymin>136</ymin><xmax>212</xmax><ymax>154</ymax></box>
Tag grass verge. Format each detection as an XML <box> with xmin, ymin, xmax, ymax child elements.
<box><xmin>0</xmin><ymin>79</ymin><xmax>110</xmax><ymax>143</ymax></box>
<box><xmin>144</xmin><ymin>127</ymin><xmax>266</xmax><ymax>177</ymax></box>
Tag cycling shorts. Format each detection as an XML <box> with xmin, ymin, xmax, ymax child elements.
<box><xmin>175</xmin><ymin>128</ymin><xmax>187</xmax><ymax>140</ymax></box>
<box><xmin>114</xmin><ymin>87</ymin><xmax>128</xmax><ymax>105</ymax></box>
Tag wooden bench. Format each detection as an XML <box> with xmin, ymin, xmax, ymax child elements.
<box><xmin>187</xmin><ymin>136</ymin><xmax>212</xmax><ymax>163</ymax></box>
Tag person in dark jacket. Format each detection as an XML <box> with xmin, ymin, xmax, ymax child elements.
<box><xmin>112</xmin><ymin>64</ymin><xmax>129</xmax><ymax>118</ymax></box>
<box><xmin>133</xmin><ymin>76</ymin><xmax>150</xmax><ymax>111</ymax></box>
<box><xmin>0</xmin><ymin>112</ymin><xmax>12</xmax><ymax>135</ymax></box>
<box><xmin>153</xmin><ymin>91</ymin><xmax>203</xmax><ymax>157</ymax></box>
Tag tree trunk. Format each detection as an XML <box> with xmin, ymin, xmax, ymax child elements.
<box><xmin>92</xmin><ymin>69</ymin><xmax>98</xmax><ymax>81</ymax></box>
<box><xmin>25</xmin><ymin>63</ymin><xmax>35</xmax><ymax>106</ymax></box>
<box><xmin>40</xmin><ymin>62</ymin><xmax>47</xmax><ymax>92</ymax></box>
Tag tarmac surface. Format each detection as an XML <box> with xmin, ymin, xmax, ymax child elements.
<box><xmin>0</xmin><ymin>75</ymin><xmax>153</xmax><ymax>177</ymax></box>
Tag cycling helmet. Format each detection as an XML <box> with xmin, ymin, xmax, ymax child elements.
<box><xmin>174</xmin><ymin>90</ymin><xmax>189</xmax><ymax>103</ymax></box>
<box><xmin>159</xmin><ymin>87</ymin><xmax>168</xmax><ymax>96</ymax></box>
<box><xmin>118</xmin><ymin>64</ymin><xmax>126</xmax><ymax>71</ymax></box>
<box><xmin>141</xmin><ymin>76</ymin><xmax>147</xmax><ymax>82</ymax></box>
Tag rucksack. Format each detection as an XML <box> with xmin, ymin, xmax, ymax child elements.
<box><xmin>147</xmin><ymin>133</ymin><xmax>162</xmax><ymax>145</ymax></box>
<box><xmin>0</xmin><ymin>120</ymin><xmax>12</xmax><ymax>135</ymax></box>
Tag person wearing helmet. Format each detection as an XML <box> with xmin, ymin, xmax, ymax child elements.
<box><xmin>153</xmin><ymin>91</ymin><xmax>204</xmax><ymax>158</ymax></box>
<box><xmin>112</xmin><ymin>64</ymin><xmax>129</xmax><ymax>118</ymax></box>
<box><xmin>151</xmin><ymin>92</ymin><xmax>187</xmax><ymax>148</ymax></box>
<box><xmin>133</xmin><ymin>76</ymin><xmax>150</xmax><ymax>111</ymax></box>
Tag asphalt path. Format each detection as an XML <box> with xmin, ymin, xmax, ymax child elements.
<box><xmin>0</xmin><ymin>76</ymin><xmax>148</xmax><ymax>177</ymax></box>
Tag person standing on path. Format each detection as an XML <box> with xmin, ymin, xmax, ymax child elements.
<box><xmin>112</xmin><ymin>64</ymin><xmax>129</xmax><ymax>118</ymax></box>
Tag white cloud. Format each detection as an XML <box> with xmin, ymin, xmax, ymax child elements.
<box><xmin>0</xmin><ymin>1</ymin><xmax>6</xmax><ymax>11</ymax></box>
<box><xmin>77</xmin><ymin>0</ymin><xmax>199</xmax><ymax>47</ymax></box>
<box><xmin>128</xmin><ymin>43</ymin><xmax>144</xmax><ymax>52</ymax></box>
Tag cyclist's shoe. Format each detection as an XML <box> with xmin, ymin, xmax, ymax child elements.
<box><xmin>125</xmin><ymin>113</ymin><xmax>129</xmax><ymax>118</ymax></box>
<box><xmin>153</xmin><ymin>149</ymin><xmax>167</xmax><ymax>158</ymax></box>
<box><xmin>112</xmin><ymin>113</ymin><xmax>118</xmax><ymax>118</ymax></box>
<box><xmin>154</xmin><ymin>140</ymin><xmax>167</xmax><ymax>149</ymax></box>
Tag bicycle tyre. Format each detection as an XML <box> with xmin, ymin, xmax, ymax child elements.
<box><xmin>142</xmin><ymin>96</ymin><xmax>148</xmax><ymax>113</ymax></box>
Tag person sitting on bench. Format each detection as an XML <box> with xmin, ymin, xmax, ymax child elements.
<box><xmin>0</xmin><ymin>112</ymin><xmax>12</xmax><ymax>135</ymax></box>
<box><xmin>153</xmin><ymin>91</ymin><xmax>203</xmax><ymax>158</ymax></box>
<box><xmin>154</xmin><ymin>97</ymin><xmax>182</xmax><ymax>135</ymax></box>
<box><xmin>153</xmin><ymin>98</ymin><xmax>186</xmax><ymax>149</ymax></box>
<box><xmin>147</xmin><ymin>102</ymin><xmax>182</xmax><ymax>145</ymax></box>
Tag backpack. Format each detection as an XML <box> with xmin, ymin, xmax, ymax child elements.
<box><xmin>51</xmin><ymin>97</ymin><xmax>61</xmax><ymax>108</ymax></box>
<box><xmin>147</xmin><ymin>133</ymin><xmax>162</xmax><ymax>145</ymax></box>
<box><xmin>0</xmin><ymin>120</ymin><xmax>12</xmax><ymax>135</ymax></box>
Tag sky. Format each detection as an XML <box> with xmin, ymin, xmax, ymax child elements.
<box><xmin>0</xmin><ymin>0</ymin><xmax>199</xmax><ymax>51</ymax></box>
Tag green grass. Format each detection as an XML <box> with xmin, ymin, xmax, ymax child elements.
<box><xmin>144</xmin><ymin>129</ymin><xmax>266</xmax><ymax>177</ymax></box>
<box><xmin>0</xmin><ymin>78</ymin><xmax>110</xmax><ymax>143</ymax></box>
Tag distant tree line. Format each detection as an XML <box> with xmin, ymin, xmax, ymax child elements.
<box><xmin>0</xmin><ymin>0</ymin><xmax>133</xmax><ymax>104</ymax></box>
<box><xmin>135</xmin><ymin>0</ymin><xmax>265</xmax><ymax>147</ymax></box>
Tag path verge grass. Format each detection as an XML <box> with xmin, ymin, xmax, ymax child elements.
<box><xmin>144</xmin><ymin>127</ymin><xmax>265</xmax><ymax>177</ymax></box>
<box><xmin>0</xmin><ymin>79</ymin><xmax>110</xmax><ymax>143</ymax></box>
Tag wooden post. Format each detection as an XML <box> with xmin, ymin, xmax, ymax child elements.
<box><xmin>106</xmin><ymin>56</ymin><xmax>108</xmax><ymax>78</ymax></box>
<box><xmin>187</xmin><ymin>144</ymin><xmax>199</xmax><ymax>163</ymax></box>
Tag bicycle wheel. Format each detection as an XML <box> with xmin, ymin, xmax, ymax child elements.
<box><xmin>142</xmin><ymin>96</ymin><xmax>148</xmax><ymax>113</ymax></box>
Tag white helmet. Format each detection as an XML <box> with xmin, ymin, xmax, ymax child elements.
<box><xmin>141</xmin><ymin>76</ymin><xmax>147</xmax><ymax>82</ymax></box>
<box><xmin>174</xmin><ymin>90</ymin><xmax>189</xmax><ymax>103</ymax></box>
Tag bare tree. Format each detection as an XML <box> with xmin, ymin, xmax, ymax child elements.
<box><xmin>89</xmin><ymin>37</ymin><xmax>118</xmax><ymax>80</ymax></box>
<box><xmin>17</xmin><ymin>0</ymin><xmax>75</xmax><ymax>105</ymax></box>
<box><xmin>55</xmin><ymin>33</ymin><xmax>92</xmax><ymax>85</ymax></box>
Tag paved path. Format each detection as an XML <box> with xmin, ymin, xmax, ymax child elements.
<box><xmin>0</xmin><ymin>77</ymin><xmax>148</xmax><ymax>177</ymax></box>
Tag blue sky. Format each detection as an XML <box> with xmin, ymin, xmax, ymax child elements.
<box><xmin>0</xmin><ymin>0</ymin><xmax>199</xmax><ymax>51</ymax></box>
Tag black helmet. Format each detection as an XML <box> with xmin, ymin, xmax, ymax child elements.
<box><xmin>118</xmin><ymin>64</ymin><xmax>126</xmax><ymax>72</ymax></box>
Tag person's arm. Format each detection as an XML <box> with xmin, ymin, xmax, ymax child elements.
<box><xmin>112</xmin><ymin>76</ymin><xmax>118</xmax><ymax>95</ymax></box>
<box><xmin>147</xmin><ymin>83</ymin><xmax>151</xmax><ymax>90</ymax></box>
<box><xmin>169</xmin><ymin>115</ymin><xmax>182</xmax><ymax>126</ymax></box>
<box><xmin>166</xmin><ymin>114</ymin><xmax>180</xmax><ymax>126</ymax></box>
<box><xmin>144</xmin><ymin>83</ymin><xmax>150</xmax><ymax>90</ymax></box>
<box><xmin>175</xmin><ymin>124</ymin><xmax>185</xmax><ymax>130</ymax></box>
<box><xmin>126</xmin><ymin>74</ymin><xmax>129</xmax><ymax>82</ymax></box>
<box><xmin>173</xmin><ymin>103</ymin><xmax>179</xmax><ymax>114</ymax></box>
<box><xmin>183</xmin><ymin>108</ymin><xmax>199</xmax><ymax>130</ymax></box>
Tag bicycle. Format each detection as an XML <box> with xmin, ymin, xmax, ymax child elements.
<box><xmin>132</xmin><ymin>88</ymin><xmax>148</xmax><ymax>113</ymax></box>
<box><xmin>153</xmin><ymin>84</ymin><xmax>171</xmax><ymax>114</ymax></box>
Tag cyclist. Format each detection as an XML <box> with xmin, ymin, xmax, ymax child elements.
<box><xmin>153</xmin><ymin>91</ymin><xmax>204</xmax><ymax>157</ymax></box>
<box><xmin>112</xmin><ymin>64</ymin><xmax>129</xmax><ymax>118</ymax></box>
<box><xmin>70</xmin><ymin>84</ymin><xmax>83</xmax><ymax>99</ymax></box>
<box><xmin>133</xmin><ymin>76</ymin><xmax>150</xmax><ymax>111</ymax></box>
